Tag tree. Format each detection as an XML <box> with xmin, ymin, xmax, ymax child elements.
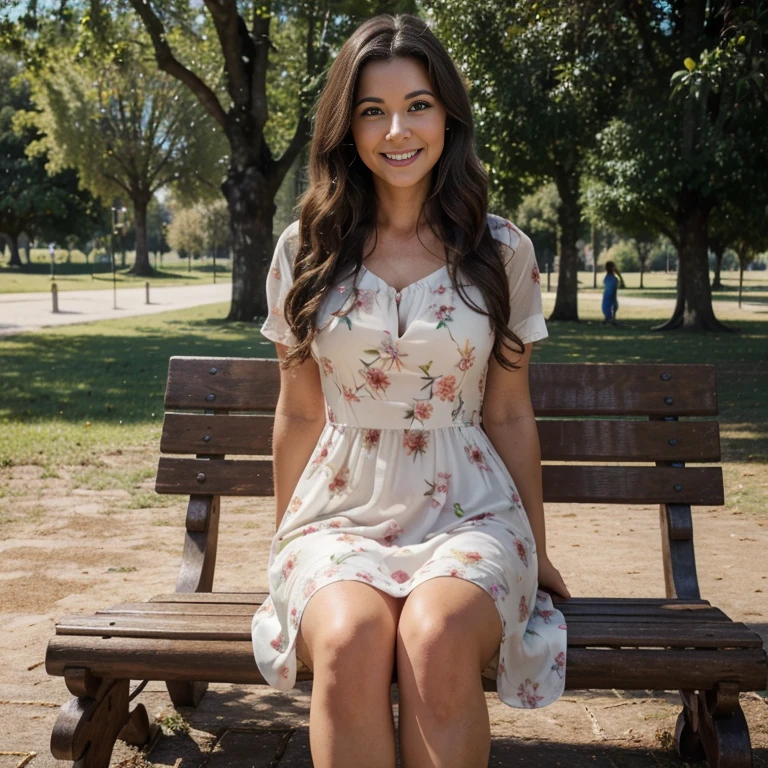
<box><xmin>589</xmin><ymin>0</ymin><xmax>768</xmax><ymax>330</ymax></box>
<box><xmin>18</xmin><ymin>21</ymin><xmax>225</xmax><ymax>276</ymax></box>
<box><xmin>1</xmin><ymin>52</ymin><xmax>104</xmax><ymax>266</ymax></box>
<box><xmin>426</xmin><ymin>0</ymin><xmax>634</xmax><ymax>321</ymax></box>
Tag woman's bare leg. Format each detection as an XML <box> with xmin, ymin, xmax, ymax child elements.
<box><xmin>396</xmin><ymin>577</ymin><xmax>502</xmax><ymax>768</ymax></box>
<box><xmin>296</xmin><ymin>581</ymin><xmax>403</xmax><ymax>768</ymax></box>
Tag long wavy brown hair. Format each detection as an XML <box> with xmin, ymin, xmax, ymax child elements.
<box><xmin>282</xmin><ymin>13</ymin><xmax>525</xmax><ymax>371</ymax></box>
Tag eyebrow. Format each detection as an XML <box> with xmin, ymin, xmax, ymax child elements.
<box><xmin>353</xmin><ymin>89</ymin><xmax>436</xmax><ymax>108</ymax></box>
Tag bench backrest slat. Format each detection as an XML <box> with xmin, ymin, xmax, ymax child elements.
<box><xmin>156</xmin><ymin>458</ymin><xmax>724</xmax><ymax>505</ymax></box>
<box><xmin>164</xmin><ymin>358</ymin><xmax>718</xmax><ymax>417</ymax></box>
<box><xmin>160</xmin><ymin>414</ymin><xmax>720</xmax><ymax>463</ymax></box>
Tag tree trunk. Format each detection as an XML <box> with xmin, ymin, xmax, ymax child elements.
<box><xmin>129</xmin><ymin>196</ymin><xmax>154</xmax><ymax>277</ymax></box>
<box><xmin>549</xmin><ymin>175</ymin><xmax>581</xmax><ymax>322</ymax></box>
<box><xmin>654</xmin><ymin>204</ymin><xmax>731</xmax><ymax>332</ymax></box>
<box><xmin>711</xmin><ymin>243</ymin><xmax>725</xmax><ymax>290</ymax></box>
<box><xmin>7</xmin><ymin>233</ymin><xmax>23</xmax><ymax>267</ymax></box>
<box><xmin>223</xmin><ymin>167</ymin><xmax>275</xmax><ymax>321</ymax></box>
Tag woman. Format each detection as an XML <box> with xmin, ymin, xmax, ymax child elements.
<box><xmin>252</xmin><ymin>13</ymin><xmax>569</xmax><ymax>768</ymax></box>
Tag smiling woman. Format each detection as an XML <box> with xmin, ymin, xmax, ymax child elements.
<box><xmin>251</xmin><ymin>13</ymin><xmax>568</xmax><ymax>768</ymax></box>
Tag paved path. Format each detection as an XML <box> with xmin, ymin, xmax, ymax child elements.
<box><xmin>0</xmin><ymin>282</ymin><xmax>232</xmax><ymax>336</ymax></box>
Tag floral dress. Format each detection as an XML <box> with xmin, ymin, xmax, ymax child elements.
<box><xmin>251</xmin><ymin>213</ymin><xmax>567</xmax><ymax>709</ymax></box>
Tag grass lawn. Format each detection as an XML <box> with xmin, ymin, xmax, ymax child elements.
<box><xmin>1</xmin><ymin>296</ymin><xmax>765</xmax><ymax>515</ymax></box>
<box><xmin>1</xmin><ymin>248</ymin><xmax>230</xmax><ymax>293</ymax></box>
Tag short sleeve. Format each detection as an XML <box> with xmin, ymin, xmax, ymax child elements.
<box><xmin>488</xmin><ymin>214</ymin><xmax>548</xmax><ymax>344</ymax></box>
<box><xmin>260</xmin><ymin>220</ymin><xmax>300</xmax><ymax>346</ymax></box>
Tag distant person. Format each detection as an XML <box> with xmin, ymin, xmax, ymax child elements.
<box><xmin>602</xmin><ymin>261</ymin><xmax>622</xmax><ymax>325</ymax></box>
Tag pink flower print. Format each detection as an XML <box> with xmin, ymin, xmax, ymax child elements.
<box><xmin>538</xmin><ymin>608</ymin><xmax>555</xmax><ymax>624</ymax></box>
<box><xmin>498</xmin><ymin>659</ymin><xmax>506</xmax><ymax>676</ymax></box>
<box><xmin>270</xmin><ymin>305</ymin><xmax>282</xmax><ymax>316</ymax></box>
<box><xmin>362</xmin><ymin>429</ymin><xmax>380</xmax><ymax>451</ymax></box>
<box><xmin>354</xmin><ymin>289</ymin><xmax>376</xmax><ymax>313</ymax></box>
<box><xmin>379</xmin><ymin>331</ymin><xmax>407</xmax><ymax>371</ymax></box>
<box><xmin>403</xmin><ymin>429</ymin><xmax>430</xmax><ymax>457</ymax></box>
<box><xmin>328</xmin><ymin>466</ymin><xmax>350</xmax><ymax>495</ymax></box>
<box><xmin>514</xmin><ymin>539</ymin><xmax>529</xmax><ymax>567</ymax></box>
<box><xmin>517</xmin><ymin>679</ymin><xmax>544</xmax><ymax>708</ymax></box>
<box><xmin>457</xmin><ymin>339</ymin><xmax>476</xmax><ymax>371</ymax></box>
<box><xmin>290</xmin><ymin>606</ymin><xmax>299</xmax><ymax>628</ymax></box>
<box><xmin>338</xmin><ymin>285</ymin><xmax>346</xmax><ymax>294</ymax></box>
<box><xmin>552</xmin><ymin>651</ymin><xmax>566</xmax><ymax>679</ymax></box>
<box><xmin>326</xmin><ymin>404</ymin><xmax>336</xmax><ymax>423</ymax></box>
<box><xmin>319</xmin><ymin>357</ymin><xmax>334</xmax><ymax>376</ymax></box>
<box><xmin>303</xmin><ymin>579</ymin><xmax>318</xmax><ymax>598</ymax></box>
<box><xmin>412</xmin><ymin>401</ymin><xmax>433</xmax><ymax>422</ymax></box>
<box><xmin>271</xmin><ymin>265</ymin><xmax>281</xmax><ymax>280</ymax></box>
<box><xmin>519</xmin><ymin>595</ymin><xmax>530</xmax><ymax>622</ymax></box>
<box><xmin>436</xmin><ymin>471</ymin><xmax>451</xmax><ymax>494</ymax></box>
<box><xmin>430</xmin><ymin>303</ymin><xmax>456</xmax><ymax>322</ymax></box>
<box><xmin>329</xmin><ymin>519</ymin><xmax>343</xmax><ymax>528</ymax></box>
<box><xmin>287</xmin><ymin>496</ymin><xmax>302</xmax><ymax>516</ymax></box>
<box><xmin>270</xmin><ymin>631</ymin><xmax>284</xmax><ymax>651</ymax></box>
<box><xmin>451</xmin><ymin>549</ymin><xmax>483</xmax><ymax>565</ymax></box>
<box><xmin>391</xmin><ymin>570</ymin><xmax>410</xmax><ymax>584</ymax></box>
<box><xmin>464</xmin><ymin>443</ymin><xmax>491</xmax><ymax>471</ymax></box>
<box><xmin>282</xmin><ymin>553</ymin><xmax>298</xmax><ymax>582</ymax></box>
<box><xmin>356</xmin><ymin>571</ymin><xmax>374</xmax><ymax>583</ymax></box>
<box><xmin>432</xmin><ymin>284</ymin><xmax>448</xmax><ymax>295</ymax></box>
<box><xmin>559</xmin><ymin>624</ymin><xmax>567</xmax><ymax>631</ymax></box>
<box><xmin>434</xmin><ymin>375</ymin><xmax>457</xmax><ymax>402</ymax></box>
<box><xmin>364</xmin><ymin>366</ymin><xmax>391</xmax><ymax>395</ymax></box>
<box><xmin>302</xmin><ymin>525</ymin><xmax>318</xmax><ymax>536</ymax></box>
<box><xmin>323</xmin><ymin>565</ymin><xmax>342</xmax><ymax>578</ymax></box>
<box><xmin>312</xmin><ymin>438</ymin><xmax>333</xmax><ymax>467</ymax></box>
<box><xmin>336</xmin><ymin>533</ymin><xmax>357</xmax><ymax>543</ymax></box>
<box><xmin>448</xmin><ymin>566</ymin><xmax>466</xmax><ymax>578</ymax></box>
<box><xmin>512</xmin><ymin>491</ymin><xmax>523</xmax><ymax>508</ymax></box>
<box><xmin>343</xmin><ymin>385</ymin><xmax>361</xmax><ymax>402</ymax></box>
<box><xmin>478</xmin><ymin>366</ymin><xmax>487</xmax><ymax>396</ymax></box>
<box><xmin>380</xmin><ymin>520</ymin><xmax>403</xmax><ymax>545</ymax></box>
<box><xmin>531</xmin><ymin>265</ymin><xmax>541</xmax><ymax>284</ymax></box>
<box><xmin>280</xmin><ymin>666</ymin><xmax>289</xmax><ymax>679</ymax></box>
<box><xmin>489</xmin><ymin>583</ymin><xmax>507</xmax><ymax>601</ymax></box>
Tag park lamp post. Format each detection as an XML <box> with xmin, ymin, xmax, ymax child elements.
<box><xmin>110</xmin><ymin>204</ymin><xmax>127</xmax><ymax>310</ymax></box>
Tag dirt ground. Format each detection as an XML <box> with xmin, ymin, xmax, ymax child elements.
<box><xmin>1</xmin><ymin>446</ymin><xmax>767</xmax><ymax>767</ymax></box>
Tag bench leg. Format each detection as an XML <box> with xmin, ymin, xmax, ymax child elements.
<box><xmin>676</xmin><ymin>684</ymin><xmax>753</xmax><ymax>768</ymax></box>
<box><xmin>166</xmin><ymin>679</ymin><xmax>208</xmax><ymax>707</ymax></box>
<box><xmin>51</xmin><ymin>673</ymin><xmax>153</xmax><ymax>768</ymax></box>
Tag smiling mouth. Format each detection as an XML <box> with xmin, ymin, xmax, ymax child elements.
<box><xmin>381</xmin><ymin>148</ymin><xmax>423</xmax><ymax>162</ymax></box>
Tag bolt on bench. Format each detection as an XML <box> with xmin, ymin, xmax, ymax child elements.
<box><xmin>46</xmin><ymin>357</ymin><xmax>767</xmax><ymax>767</ymax></box>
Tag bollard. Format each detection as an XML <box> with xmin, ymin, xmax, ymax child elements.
<box><xmin>51</xmin><ymin>282</ymin><xmax>59</xmax><ymax>313</ymax></box>
<box><xmin>145</xmin><ymin>281</ymin><xmax>150</xmax><ymax>305</ymax></box>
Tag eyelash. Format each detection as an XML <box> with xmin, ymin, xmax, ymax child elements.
<box><xmin>360</xmin><ymin>100</ymin><xmax>431</xmax><ymax>117</ymax></box>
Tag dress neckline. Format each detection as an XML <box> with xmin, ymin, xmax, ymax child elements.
<box><xmin>360</xmin><ymin>263</ymin><xmax>448</xmax><ymax>294</ymax></box>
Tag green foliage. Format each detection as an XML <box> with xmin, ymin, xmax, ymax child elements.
<box><xmin>167</xmin><ymin>199</ymin><xmax>230</xmax><ymax>259</ymax></box>
<box><xmin>602</xmin><ymin>240</ymin><xmax>639</xmax><ymax>273</ymax></box>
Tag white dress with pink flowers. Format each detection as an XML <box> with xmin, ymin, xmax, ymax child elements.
<box><xmin>251</xmin><ymin>213</ymin><xmax>567</xmax><ymax>709</ymax></box>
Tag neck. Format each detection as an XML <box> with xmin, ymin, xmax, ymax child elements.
<box><xmin>372</xmin><ymin>174</ymin><xmax>432</xmax><ymax>239</ymax></box>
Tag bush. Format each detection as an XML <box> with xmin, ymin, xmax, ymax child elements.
<box><xmin>601</xmin><ymin>240</ymin><xmax>639</xmax><ymax>272</ymax></box>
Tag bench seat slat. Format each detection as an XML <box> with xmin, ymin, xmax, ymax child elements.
<box><xmin>160</xmin><ymin>415</ymin><xmax>721</xmax><ymax>463</ymax></box>
<box><xmin>164</xmin><ymin>359</ymin><xmax>718</xmax><ymax>416</ymax></box>
<box><xmin>156</xmin><ymin>459</ymin><xmax>724</xmax><ymax>505</ymax></box>
<box><xmin>56</xmin><ymin>614</ymin><xmax>762</xmax><ymax>650</ymax></box>
<box><xmin>45</xmin><ymin>636</ymin><xmax>767</xmax><ymax>691</ymax></box>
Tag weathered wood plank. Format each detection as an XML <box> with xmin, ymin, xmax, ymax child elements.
<box><xmin>57</xmin><ymin>614</ymin><xmax>762</xmax><ymax>650</ymax></box>
<box><xmin>155</xmin><ymin>458</ymin><xmax>724</xmax><ymax>505</ymax></box>
<box><xmin>164</xmin><ymin>358</ymin><xmax>718</xmax><ymax>416</ymax></box>
<box><xmin>46</xmin><ymin>636</ymin><xmax>767</xmax><ymax>691</ymax></box>
<box><xmin>160</xmin><ymin>415</ymin><xmax>721</xmax><ymax>463</ymax></box>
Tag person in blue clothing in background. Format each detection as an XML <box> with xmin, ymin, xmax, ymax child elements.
<box><xmin>601</xmin><ymin>261</ymin><xmax>623</xmax><ymax>324</ymax></box>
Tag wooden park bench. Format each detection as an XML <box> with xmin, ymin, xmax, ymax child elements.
<box><xmin>46</xmin><ymin>357</ymin><xmax>767</xmax><ymax>767</ymax></box>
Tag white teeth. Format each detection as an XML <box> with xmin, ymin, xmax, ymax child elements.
<box><xmin>385</xmin><ymin>150</ymin><xmax>419</xmax><ymax>160</ymax></box>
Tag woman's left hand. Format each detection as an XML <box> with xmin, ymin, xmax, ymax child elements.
<box><xmin>538</xmin><ymin>554</ymin><xmax>570</xmax><ymax>600</ymax></box>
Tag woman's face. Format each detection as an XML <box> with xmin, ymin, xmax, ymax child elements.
<box><xmin>350</xmin><ymin>57</ymin><xmax>448</xmax><ymax>192</ymax></box>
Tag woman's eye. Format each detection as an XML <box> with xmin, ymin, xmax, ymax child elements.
<box><xmin>360</xmin><ymin>101</ymin><xmax>431</xmax><ymax>117</ymax></box>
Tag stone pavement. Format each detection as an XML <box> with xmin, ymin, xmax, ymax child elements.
<box><xmin>0</xmin><ymin>283</ymin><xmax>232</xmax><ymax>336</ymax></box>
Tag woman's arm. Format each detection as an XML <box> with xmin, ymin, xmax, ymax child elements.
<box><xmin>271</xmin><ymin>343</ymin><xmax>327</xmax><ymax>530</ymax></box>
<box><xmin>481</xmin><ymin>343</ymin><xmax>570</xmax><ymax>598</ymax></box>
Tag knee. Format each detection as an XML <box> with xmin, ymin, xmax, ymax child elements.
<box><xmin>309</xmin><ymin>609</ymin><xmax>397</xmax><ymax>677</ymax></box>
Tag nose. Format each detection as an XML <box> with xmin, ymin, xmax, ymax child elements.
<box><xmin>386</xmin><ymin>111</ymin><xmax>411</xmax><ymax>142</ymax></box>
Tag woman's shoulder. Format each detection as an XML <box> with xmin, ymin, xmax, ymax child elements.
<box><xmin>486</xmin><ymin>212</ymin><xmax>532</xmax><ymax>256</ymax></box>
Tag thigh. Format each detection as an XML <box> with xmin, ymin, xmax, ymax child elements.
<box><xmin>398</xmin><ymin>576</ymin><xmax>502</xmax><ymax>670</ymax></box>
<box><xmin>296</xmin><ymin>580</ymin><xmax>404</xmax><ymax>670</ymax></box>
